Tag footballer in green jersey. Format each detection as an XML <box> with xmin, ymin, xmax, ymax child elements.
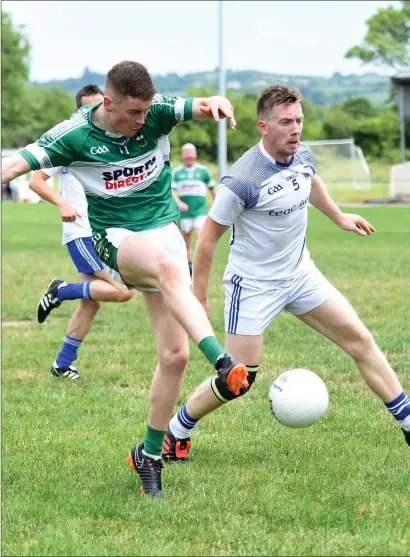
<box><xmin>172</xmin><ymin>143</ymin><xmax>216</xmax><ymax>275</ymax></box>
<box><xmin>2</xmin><ymin>60</ymin><xmax>249</xmax><ymax>498</ymax></box>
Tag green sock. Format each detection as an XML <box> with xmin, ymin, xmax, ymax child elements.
<box><xmin>198</xmin><ymin>336</ymin><xmax>226</xmax><ymax>366</ymax></box>
<box><xmin>188</xmin><ymin>261</ymin><xmax>193</xmax><ymax>274</ymax></box>
<box><xmin>143</xmin><ymin>424</ymin><xmax>166</xmax><ymax>458</ymax></box>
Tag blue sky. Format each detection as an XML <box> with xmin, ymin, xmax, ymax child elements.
<box><xmin>2</xmin><ymin>0</ymin><xmax>401</xmax><ymax>81</ymax></box>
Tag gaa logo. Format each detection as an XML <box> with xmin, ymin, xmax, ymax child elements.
<box><xmin>90</xmin><ymin>145</ymin><xmax>110</xmax><ymax>155</ymax></box>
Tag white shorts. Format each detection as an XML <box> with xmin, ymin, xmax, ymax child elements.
<box><xmin>101</xmin><ymin>222</ymin><xmax>191</xmax><ymax>292</ymax></box>
<box><xmin>179</xmin><ymin>215</ymin><xmax>207</xmax><ymax>233</ymax></box>
<box><xmin>223</xmin><ymin>261</ymin><xmax>332</xmax><ymax>335</ymax></box>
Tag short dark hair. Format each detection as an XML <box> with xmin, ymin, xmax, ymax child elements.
<box><xmin>75</xmin><ymin>84</ymin><xmax>104</xmax><ymax>108</ymax></box>
<box><xmin>105</xmin><ymin>61</ymin><xmax>156</xmax><ymax>100</ymax></box>
<box><xmin>257</xmin><ymin>85</ymin><xmax>302</xmax><ymax>120</ymax></box>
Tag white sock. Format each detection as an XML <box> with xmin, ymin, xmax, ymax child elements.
<box><xmin>169</xmin><ymin>407</ymin><xmax>198</xmax><ymax>439</ymax></box>
<box><xmin>400</xmin><ymin>414</ymin><xmax>410</xmax><ymax>432</ymax></box>
<box><xmin>142</xmin><ymin>449</ymin><xmax>162</xmax><ymax>461</ymax></box>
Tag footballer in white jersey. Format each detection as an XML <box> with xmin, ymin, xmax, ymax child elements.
<box><xmin>210</xmin><ymin>139</ymin><xmax>315</xmax><ymax>282</ymax></box>
<box><xmin>43</xmin><ymin>166</ymin><xmax>93</xmax><ymax>246</ymax></box>
<box><xmin>210</xmin><ymin>140</ymin><xmax>329</xmax><ymax>335</ymax></box>
<box><xmin>27</xmin><ymin>85</ymin><xmax>133</xmax><ymax>382</ymax></box>
<box><xmin>166</xmin><ymin>84</ymin><xmax>410</xmax><ymax>457</ymax></box>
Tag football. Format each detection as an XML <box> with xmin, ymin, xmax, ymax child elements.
<box><xmin>269</xmin><ymin>368</ymin><xmax>329</xmax><ymax>428</ymax></box>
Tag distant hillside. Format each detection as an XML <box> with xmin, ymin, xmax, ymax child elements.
<box><xmin>33</xmin><ymin>67</ymin><xmax>392</xmax><ymax>107</ymax></box>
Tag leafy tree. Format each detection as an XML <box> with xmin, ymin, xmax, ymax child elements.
<box><xmin>1</xmin><ymin>12</ymin><xmax>30</xmax><ymax>146</ymax></box>
<box><xmin>170</xmin><ymin>87</ymin><xmax>217</xmax><ymax>160</ymax></box>
<box><xmin>1</xmin><ymin>12</ymin><xmax>80</xmax><ymax>147</ymax></box>
<box><xmin>301</xmin><ymin>99</ymin><xmax>325</xmax><ymax>140</ymax></box>
<box><xmin>353</xmin><ymin>109</ymin><xmax>401</xmax><ymax>160</ymax></box>
<box><xmin>342</xmin><ymin>97</ymin><xmax>376</xmax><ymax>119</ymax></box>
<box><xmin>345</xmin><ymin>0</ymin><xmax>410</xmax><ymax>70</ymax></box>
<box><xmin>322</xmin><ymin>105</ymin><xmax>356</xmax><ymax>139</ymax></box>
<box><xmin>11</xmin><ymin>86</ymin><xmax>76</xmax><ymax>147</ymax></box>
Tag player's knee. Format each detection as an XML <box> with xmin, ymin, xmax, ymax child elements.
<box><xmin>80</xmin><ymin>298</ymin><xmax>102</xmax><ymax>314</ymax></box>
<box><xmin>158</xmin><ymin>255</ymin><xmax>184</xmax><ymax>285</ymax></box>
<box><xmin>159</xmin><ymin>346</ymin><xmax>190</xmax><ymax>372</ymax></box>
<box><xmin>346</xmin><ymin>328</ymin><xmax>375</xmax><ymax>361</ymax></box>
<box><xmin>213</xmin><ymin>370</ymin><xmax>257</xmax><ymax>402</ymax></box>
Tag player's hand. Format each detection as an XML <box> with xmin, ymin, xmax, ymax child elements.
<box><xmin>179</xmin><ymin>201</ymin><xmax>189</xmax><ymax>213</ymax></box>
<box><xmin>59</xmin><ymin>202</ymin><xmax>81</xmax><ymax>222</ymax></box>
<box><xmin>336</xmin><ymin>212</ymin><xmax>376</xmax><ymax>236</ymax></box>
<box><xmin>199</xmin><ymin>96</ymin><xmax>236</xmax><ymax>129</ymax></box>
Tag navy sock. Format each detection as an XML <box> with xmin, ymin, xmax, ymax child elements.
<box><xmin>56</xmin><ymin>335</ymin><xmax>83</xmax><ymax>368</ymax></box>
<box><xmin>57</xmin><ymin>282</ymin><xmax>92</xmax><ymax>302</ymax></box>
<box><xmin>385</xmin><ymin>392</ymin><xmax>410</xmax><ymax>431</ymax></box>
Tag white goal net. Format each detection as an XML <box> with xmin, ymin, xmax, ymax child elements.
<box><xmin>390</xmin><ymin>162</ymin><xmax>410</xmax><ymax>200</ymax></box>
<box><xmin>305</xmin><ymin>138</ymin><xmax>372</xmax><ymax>199</ymax></box>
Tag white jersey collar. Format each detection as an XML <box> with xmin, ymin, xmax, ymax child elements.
<box><xmin>258</xmin><ymin>140</ymin><xmax>294</xmax><ymax>167</ymax></box>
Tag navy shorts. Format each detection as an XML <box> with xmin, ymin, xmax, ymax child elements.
<box><xmin>66</xmin><ymin>237</ymin><xmax>104</xmax><ymax>274</ymax></box>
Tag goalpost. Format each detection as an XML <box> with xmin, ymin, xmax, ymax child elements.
<box><xmin>304</xmin><ymin>138</ymin><xmax>372</xmax><ymax>199</ymax></box>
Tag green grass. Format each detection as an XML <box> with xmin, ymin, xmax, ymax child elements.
<box><xmin>2</xmin><ymin>203</ymin><xmax>410</xmax><ymax>556</ymax></box>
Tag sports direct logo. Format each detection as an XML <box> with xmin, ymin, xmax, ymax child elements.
<box><xmin>102</xmin><ymin>156</ymin><xmax>157</xmax><ymax>190</ymax></box>
<box><xmin>90</xmin><ymin>145</ymin><xmax>110</xmax><ymax>155</ymax></box>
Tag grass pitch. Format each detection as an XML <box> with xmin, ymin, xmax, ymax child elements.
<box><xmin>2</xmin><ymin>202</ymin><xmax>410</xmax><ymax>556</ymax></box>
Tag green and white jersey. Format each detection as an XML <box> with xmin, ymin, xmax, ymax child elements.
<box><xmin>172</xmin><ymin>164</ymin><xmax>214</xmax><ymax>218</ymax></box>
<box><xmin>20</xmin><ymin>95</ymin><xmax>194</xmax><ymax>234</ymax></box>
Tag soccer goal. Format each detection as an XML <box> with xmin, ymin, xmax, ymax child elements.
<box><xmin>390</xmin><ymin>162</ymin><xmax>410</xmax><ymax>201</ymax></box>
<box><xmin>304</xmin><ymin>138</ymin><xmax>372</xmax><ymax>199</ymax></box>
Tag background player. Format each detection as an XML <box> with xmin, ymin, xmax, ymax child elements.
<box><xmin>172</xmin><ymin>143</ymin><xmax>215</xmax><ymax>275</ymax></box>
<box><xmin>29</xmin><ymin>85</ymin><xmax>134</xmax><ymax>380</ymax></box>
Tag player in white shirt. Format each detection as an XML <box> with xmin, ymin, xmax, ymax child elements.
<box><xmin>161</xmin><ymin>85</ymin><xmax>410</xmax><ymax>461</ymax></box>
<box><xmin>29</xmin><ymin>85</ymin><xmax>134</xmax><ymax>380</ymax></box>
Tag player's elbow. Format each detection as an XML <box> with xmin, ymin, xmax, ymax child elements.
<box><xmin>1</xmin><ymin>165</ymin><xmax>15</xmax><ymax>185</ymax></box>
<box><xmin>28</xmin><ymin>177</ymin><xmax>41</xmax><ymax>192</ymax></box>
<box><xmin>2</xmin><ymin>155</ymin><xmax>30</xmax><ymax>184</ymax></box>
<box><xmin>29</xmin><ymin>171</ymin><xmax>50</xmax><ymax>195</ymax></box>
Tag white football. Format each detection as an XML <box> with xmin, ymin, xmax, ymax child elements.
<box><xmin>269</xmin><ymin>368</ymin><xmax>329</xmax><ymax>428</ymax></box>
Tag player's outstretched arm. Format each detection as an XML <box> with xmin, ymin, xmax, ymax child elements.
<box><xmin>2</xmin><ymin>154</ymin><xmax>31</xmax><ymax>184</ymax></box>
<box><xmin>192</xmin><ymin>216</ymin><xmax>228</xmax><ymax>318</ymax></box>
<box><xmin>192</xmin><ymin>97</ymin><xmax>236</xmax><ymax>129</ymax></box>
<box><xmin>309</xmin><ymin>174</ymin><xmax>375</xmax><ymax>236</ymax></box>
<box><xmin>29</xmin><ymin>170</ymin><xmax>81</xmax><ymax>223</ymax></box>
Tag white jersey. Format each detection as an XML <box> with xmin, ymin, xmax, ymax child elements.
<box><xmin>209</xmin><ymin>140</ymin><xmax>316</xmax><ymax>281</ymax></box>
<box><xmin>43</xmin><ymin>167</ymin><xmax>92</xmax><ymax>245</ymax></box>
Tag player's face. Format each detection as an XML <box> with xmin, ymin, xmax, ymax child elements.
<box><xmin>104</xmin><ymin>95</ymin><xmax>152</xmax><ymax>137</ymax></box>
<box><xmin>80</xmin><ymin>93</ymin><xmax>104</xmax><ymax>107</ymax></box>
<box><xmin>181</xmin><ymin>147</ymin><xmax>197</xmax><ymax>167</ymax></box>
<box><xmin>259</xmin><ymin>102</ymin><xmax>304</xmax><ymax>160</ymax></box>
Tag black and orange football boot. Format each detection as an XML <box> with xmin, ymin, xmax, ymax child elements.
<box><xmin>215</xmin><ymin>353</ymin><xmax>249</xmax><ymax>396</ymax></box>
<box><xmin>126</xmin><ymin>443</ymin><xmax>163</xmax><ymax>497</ymax></box>
<box><xmin>162</xmin><ymin>427</ymin><xmax>191</xmax><ymax>463</ymax></box>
